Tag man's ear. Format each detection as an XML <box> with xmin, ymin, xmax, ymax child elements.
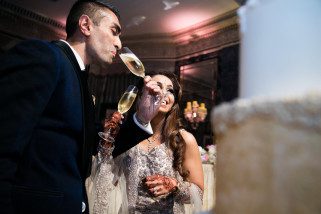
<box><xmin>79</xmin><ymin>15</ymin><xmax>92</xmax><ymax>36</ymax></box>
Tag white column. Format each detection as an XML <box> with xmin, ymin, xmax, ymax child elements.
<box><xmin>238</xmin><ymin>0</ymin><xmax>321</xmax><ymax>99</ymax></box>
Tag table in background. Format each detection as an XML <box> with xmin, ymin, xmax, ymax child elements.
<box><xmin>184</xmin><ymin>163</ymin><xmax>215</xmax><ymax>213</ymax></box>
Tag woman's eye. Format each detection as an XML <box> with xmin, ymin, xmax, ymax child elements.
<box><xmin>167</xmin><ymin>89</ymin><xmax>174</xmax><ymax>94</ymax></box>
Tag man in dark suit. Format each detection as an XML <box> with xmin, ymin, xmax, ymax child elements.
<box><xmin>0</xmin><ymin>0</ymin><xmax>159</xmax><ymax>213</ymax></box>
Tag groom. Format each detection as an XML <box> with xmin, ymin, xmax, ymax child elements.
<box><xmin>0</xmin><ymin>0</ymin><xmax>159</xmax><ymax>213</ymax></box>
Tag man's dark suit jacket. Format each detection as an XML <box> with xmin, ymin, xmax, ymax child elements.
<box><xmin>0</xmin><ymin>40</ymin><xmax>150</xmax><ymax>214</ymax></box>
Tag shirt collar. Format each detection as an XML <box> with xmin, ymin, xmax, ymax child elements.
<box><xmin>59</xmin><ymin>39</ymin><xmax>86</xmax><ymax>71</ymax></box>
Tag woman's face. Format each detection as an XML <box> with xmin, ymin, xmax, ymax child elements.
<box><xmin>151</xmin><ymin>74</ymin><xmax>175</xmax><ymax>113</ymax></box>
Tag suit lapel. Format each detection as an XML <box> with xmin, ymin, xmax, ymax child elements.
<box><xmin>52</xmin><ymin>41</ymin><xmax>96</xmax><ymax>179</ymax></box>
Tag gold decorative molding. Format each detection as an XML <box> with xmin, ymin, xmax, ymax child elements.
<box><xmin>120</xmin><ymin>42</ymin><xmax>176</xmax><ymax>60</ymax></box>
<box><xmin>173</xmin><ymin>9</ymin><xmax>238</xmax><ymax>43</ymax></box>
<box><xmin>121</xmin><ymin>9</ymin><xmax>239</xmax><ymax>60</ymax></box>
<box><xmin>121</xmin><ymin>33</ymin><xmax>175</xmax><ymax>44</ymax></box>
<box><xmin>0</xmin><ymin>0</ymin><xmax>66</xmax><ymax>44</ymax></box>
<box><xmin>175</xmin><ymin>24</ymin><xmax>239</xmax><ymax>60</ymax></box>
<box><xmin>122</xmin><ymin>9</ymin><xmax>239</xmax><ymax>45</ymax></box>
<box><xmin>0</xmin><ymin>0</ymin><xmax>64</xmax><ymax>30</ymax></box>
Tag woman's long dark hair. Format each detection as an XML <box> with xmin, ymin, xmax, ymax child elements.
<box><xmin>136</xmin><ymin>71</ymin><xmax>189</xmax><ymax>180</ymax></box>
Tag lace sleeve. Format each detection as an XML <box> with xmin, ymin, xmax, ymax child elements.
<box><xmin>86</xmin><ymin>149</ymin><xmax>128</xmax><ymax>214</ymax></box>
<box><xmin>174</xmin><ymin>174</ymin><xmax>203</xmax><ymax>211</ymax></box>
<box><xmin>86</xmin><ymin>111</ymin><xmax>128</xmax><ymax>214</ymax></box>
<box><xmin>86</xmin><ymin>152</ymin><xmax>117</xmax><ymax>214</ymax></box>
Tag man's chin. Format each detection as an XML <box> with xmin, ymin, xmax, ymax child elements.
<box><xmin>104</xmin><ymin>60</ymin><xmax>113</xmax><ymax>67</ymax></box>
<box><xmin>87</xmin><ymin>62</ymin><xmax>112</xmax><ymax>75</ymax></box>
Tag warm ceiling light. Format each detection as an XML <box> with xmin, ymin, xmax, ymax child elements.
<box><xmin>164</xmin><ymin>11</ymin><xmax>211</xmax><ymax>32</ymax></box>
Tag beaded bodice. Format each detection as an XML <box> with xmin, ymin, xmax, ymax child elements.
<box><xmin>120</xmin><ymin>143</ymin><xmax>184</xmax><ymax>214</ymax></box>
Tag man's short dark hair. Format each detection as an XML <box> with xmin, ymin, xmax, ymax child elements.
<box><xmin>66</xmin><ymin>0</ymin><xmax>120</xmax><ymax>39</ymax></box>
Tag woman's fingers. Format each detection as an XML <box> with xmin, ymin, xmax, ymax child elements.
<box><xmin>146</xmin><ymin>174</ymin><xmax>175</xmax><ymax>195</ymax></box>
<box><xmin>145</xmin><ymin>174</ymin><xmax>160</xmax><ymax>181</ymax></box>
<box><xmin>145</xmin><ymin>79</ymin><xmax>162</xmax><ymax>94</ymax></box>
<box><xmin>145</xmin><ymin>179</ymin><xmax>160</xmax><ymax>188</ymax></box>
<box><xmin>149</xmin><ymin>185</ymin><xmax>164</xmax><ymax>196</ymax></box>
<box><xmin>143</xmin><ymin>75</ymin><xmax>152</xmax><ymax>83</ymax></box>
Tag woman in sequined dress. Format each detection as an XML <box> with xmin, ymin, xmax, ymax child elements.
<box><xmin>87</xmin><ymin>71</ymin><xmax>204</xmax><ymax>214</ymax></box>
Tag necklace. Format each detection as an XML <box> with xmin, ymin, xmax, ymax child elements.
<box><xmin>147</xmin><ymin>135</ymin><xmax>161</xmax><ymax>152</ymax></box>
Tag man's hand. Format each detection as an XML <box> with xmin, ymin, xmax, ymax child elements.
<box><xmin>136</xmin><ymin>76</ymin><xmax>162</xmax><ymax>124</ymax></box>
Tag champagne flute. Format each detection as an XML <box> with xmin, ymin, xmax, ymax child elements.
<box><xmin>117</xmin><ymin>85</ymin><xmax>138</xmax><ymax>114</ymax></box>
<box><xmin>119</xmin><ymin>47</ymin><xmax>163</xmax><ymax>105</ymax></box>
<box><xmin>119</xmin><ymin>47</ymin><xmax>145</xmax><ymax>78</ymax></box>
<box><xmin>98</xmin><ymin>85</ymin><xmax>138</xmax><ymax>141</ymax></box>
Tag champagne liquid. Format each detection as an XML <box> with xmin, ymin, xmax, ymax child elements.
<box><xmin>118</xmin><ymin>92</ymin><xmax>137</xmax><ymax>114</ymax></box>
<box><xmin>119</xmin><ymin>53</ymin><xmax>145</xmax><ymax>77</ymax></box>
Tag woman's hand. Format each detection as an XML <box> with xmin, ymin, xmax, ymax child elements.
<box><xmin>145</xmin><ymin>174</ymin><xmax>178</xmax><ymax>196</ymax></box>
<box><xmin>136</xmin><ymin>76</ymin><xmax>162</xmax><ymax>124</ymax></box>
<box><xmin>102</xmin><ymin>111</ymin><xmax>123</xmax><ymax>137</ymax></box>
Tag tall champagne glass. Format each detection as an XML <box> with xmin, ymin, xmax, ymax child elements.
<box><xmin>119</xmin><ymin>47</ymin><xmax>145</xmax><ymax>78</ymax></box>
<box><xmin>117</xmin><ymin>85</ymin><xmax>138</xmax><ymax>114</ymax></box>
<box><xmin>119</xmin><ymin>47</ymin><xmax>163</xmax><ymax>104</ymax></box>
<box><xmin>98</xmin><ymin>85</ymin><xmax>138</xmax><ymax>141</ymax></box>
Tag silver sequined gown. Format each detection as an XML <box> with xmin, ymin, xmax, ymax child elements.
<box><xmin>88</xmin><ymin>143</ymin><xmax>203</xmax><ymax>214</ymax></box>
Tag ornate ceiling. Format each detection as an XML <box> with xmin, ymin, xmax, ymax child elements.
<box><xmin>8</xmin><ymin>0</ymin><xmax>240</xmax><ymax>37</ymax></box>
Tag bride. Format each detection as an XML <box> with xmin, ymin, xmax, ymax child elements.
<box><xmin>86</xmin><ymin>71</ymin><xmax>204</xmax><ymax>213</ymax></box>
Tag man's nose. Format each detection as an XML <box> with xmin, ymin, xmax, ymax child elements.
<box><xmin>115</xmin><ymin>36</ymin><xmax>122</xmax><ymax>50</ymax></box>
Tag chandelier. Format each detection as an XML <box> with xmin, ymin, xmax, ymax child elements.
<box><xmin>184</xmin><ymin>101</ymin><xmax>207</xmax><ymax>129</ymax></box>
